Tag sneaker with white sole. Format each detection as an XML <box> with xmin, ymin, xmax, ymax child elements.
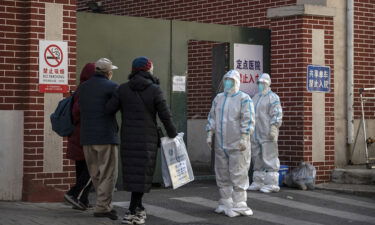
<box><xmin>121</xmin><ymin>211</ymin><xmax>134</xmax><ymax>224</ymax></box>
<box><xmin>136</xmin><ymin>207</ymin><xmax>147</xmax><ymax>220</ymax></box>
<box><xmin>132</xmin><ymin>214</ymin><xmax>145</xmax><ymax>225</ymax></box>
<box><xmin>122</xmin><ymin>210</ymin><xmax>145</xmax><ymax>225</ymax></box>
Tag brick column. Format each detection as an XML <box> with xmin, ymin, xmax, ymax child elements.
<box><xmin>268</xmin><ymin>4</ymin><xmax>335</xmax><ymax>182</ymax></box>
<box><xmin>0</xmin><ymin>0</ymin><xmax>77</xmax><ymax>202</ymax></box>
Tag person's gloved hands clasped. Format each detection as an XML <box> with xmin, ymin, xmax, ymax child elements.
<box><xmin>238</xmin><ymin>133</ymin><xmax>249</xmax><ymax>151</ymax></box>
<box><xmin>207</xmin><ymin>131</ymin><xmax>213</xmax><ymax>150</ymax></box>
<box><xmin>269</xmin><ymin>125</ymin><xmax>278</xmax><ymax>142</ymax></box>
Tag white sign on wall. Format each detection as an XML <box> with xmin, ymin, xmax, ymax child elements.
<box><xmin>234</xmin><ymin>43</ymin><xmax>263</xmax><ymax>97</ymax></box>
<box><xmin>172</xmin><ymin>75</ymin><xmax>186</xmax><ymax>92</ymax></box>
<box><xmin>38</xmin><ymin>40</ymin><xmax>68</xmax><ymax>93</ymax></box>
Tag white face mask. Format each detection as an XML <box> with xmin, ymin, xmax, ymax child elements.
<box><xmin>149</xmin><ymin>65</ymin><xmax>154</xmax><ymax>74</ymax></box>
<box><xmin>107</xmin><ymin>70</ymin><xmax>113</xmax><ymax>80</ymax></box>
<box><xmin>258</xmin><ymin>83</ymin><xmax>264</xmax><ymax>93</ymax></box>
<box><xmin>223</xmin><ymin>79</ymin><xmax>234</xmax><ymax>92</ymax></box>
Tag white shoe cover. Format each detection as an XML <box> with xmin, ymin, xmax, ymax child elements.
<box><xmin>249</xmin><ymin>171</ymin><xmax>266</xmax><ymax>191</ymax></box>
<box><xmin>215</xmin><ymin>198</ymin><xmax>233</xmax><ymax>214</ymax></box>
<box><xmin>214</xmin><ymin>205</ymin><xmax>226</xmax><ymax>214</ymax></box>
<box><xmin>239</xmin><ymin>208</ymin><xmax>253</xmax><ymax>216</ymax></box>
<box><xmin>248</xmin><ymin>182</ymin><xmax>263</xmax><ymax>191</ymax></box>
<box><xmin>260</xmin><ymin>185</ymin><xmax>280</xmax><ymax>193</ymax></box>
<box><xmin>232</xmin><ymin>202</ymin><xmax>253</xmax><ymax>216</ymax></box>
<box><xmin>260</xmin><ymin>172</ymin><xmax>280</xmax><ymax>193</ymax></box>
<box><xmin>225</xmin><ymin>209</ymin><xmax>240</xmax><ymax>217</ymax></box>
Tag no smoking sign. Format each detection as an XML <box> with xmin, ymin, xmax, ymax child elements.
<box><xmin>39</xmin><ymin>40</ymin><xmax>68</xmax><ymax>93</ymax></box>
<box><xmin>44</xmin><ymin>44</ymin><xmax>63</xmax><ymax>67</ymax></box>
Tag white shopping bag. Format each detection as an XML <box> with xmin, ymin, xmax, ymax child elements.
<box><xmin>161</xmin><ymin>132</ymin><xmax>194</xmax><ymax>189</ymax></box>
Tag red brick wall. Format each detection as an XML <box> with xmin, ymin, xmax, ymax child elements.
<box><xmin>0</xmin><ymin>0</ymin><xmax>77</xmax><ymax>201</ymax></box>
<box><xmin>269</xmin><ymin>16</ymin><xmax>307</xmax><ymax>168</ymax></box>
<box><xmin>353</xmin><ymin>0</ymin><xmax>375</xmax><ymax>119</ymax></box>
<box><xmin>268</xmin><ymin>15</ymin><xmax>335</xmax><ymax>182</ymax></box>
<box><xmin>77</xmin><ymin>0</ymin><xmax>295</xmax><ymax>28</ymax></box>
<box><xmin>187</xmin><ymin>40</ymin><xmax>218</xmax><ymax>120</ymax></box>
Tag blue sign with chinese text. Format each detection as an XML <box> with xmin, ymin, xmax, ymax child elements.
<box><xmin>306</xmin><ymin>65</ymin><xmax>330</xmax><ymax>92</ymax></box>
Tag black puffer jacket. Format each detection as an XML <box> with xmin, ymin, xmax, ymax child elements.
<box><xmin>106</xmin><ymin>71</ymin><xmax>177</xmax><ymax>192</ymax></box>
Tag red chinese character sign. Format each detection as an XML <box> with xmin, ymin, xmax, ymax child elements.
<box><xmin>234</xmin><ymin>44</ymin><xmax>263</xmax><ymax>97</ymax></box>
<box><xmin>39</xmin><ymin>40</ymin><xmax>68</xmax><ymax>93</ymax></box>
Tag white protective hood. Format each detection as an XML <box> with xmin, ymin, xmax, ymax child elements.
<box><xmin>223</xmin><ymin>70</ymin><xmax>241</xmax><ymax>95</ymax></box>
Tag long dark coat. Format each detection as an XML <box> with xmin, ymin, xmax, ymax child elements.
<box><xmin>106</xmin><ymin>71</ymin><xmax>177</xmax><ymax>193</ymax></box>
<box><xmin>66</xmin><ymin>63</ymin><xmax>95</xmax><ymax>161</ymax></box>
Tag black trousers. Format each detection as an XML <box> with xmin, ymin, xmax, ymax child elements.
<box><xmin>129</xmin><ymin>192</ymin><xmax>144</xmax><ymax>213</ymax></box>
<box><xmin>67</xmin><ymin>160</ymin><xmax>92</xmax><ymax>204</ymax></box>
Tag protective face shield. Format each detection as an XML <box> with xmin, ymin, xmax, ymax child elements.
<box><xmin>224</xmin><ymin>78</ymin><xmax>234</xmax><ymax>92</ymax></box>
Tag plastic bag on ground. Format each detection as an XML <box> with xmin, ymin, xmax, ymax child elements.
<box><xmin>161</xmin><ymin>133</ymin><xmax>194</xmax><ymax>189</ymax></box>
<box><xmin>283</xmin><ymin>161</ymin><xmax>316</xmax><ymax>190</ymax></box>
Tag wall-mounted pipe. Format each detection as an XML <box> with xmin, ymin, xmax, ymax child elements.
<box><xmin>347</xmin><ymin>0</ymin><xmax>354</xmax><ymax>145</ymax></box>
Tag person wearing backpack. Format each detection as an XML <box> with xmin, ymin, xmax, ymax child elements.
<box><xmin>79</xmin><ymin>58</ymin><xmax>120</xmax><ymax>220</ymax></box>
<box><xmin>105</xmin><ymin>57</ymin><xmax>177</xmax><ymax>225</ymax></box>
<box><xmin>63</xmin><ymin>63</ymin><xmax>95</xmax><ymax>210</ymax></box>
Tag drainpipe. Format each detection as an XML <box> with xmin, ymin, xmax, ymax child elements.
<box><xmin>347</xmin><ymin>0</ymin><xmax>354</xmax><ymax>147</ymax></box>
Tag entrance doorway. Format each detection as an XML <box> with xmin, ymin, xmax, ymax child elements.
<box><xmin>77</xmin><ymin>12</ymin><xmax>270</xmax><ymax>184</ymax></box>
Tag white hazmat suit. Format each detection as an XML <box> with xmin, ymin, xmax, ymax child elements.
<box><xmin>248</xmin><ymin>73</ymin><xmax>283</xmax><ymax>193</ymax></box>
<box><xmin>206</xmin><ymin>70</ymin><xmax>255</xmax><ymax>217</ymax></box>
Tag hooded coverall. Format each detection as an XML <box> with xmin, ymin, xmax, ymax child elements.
<box><xmin>206</xmin><ymin>70</ymin><xmax>255</xmax><ymax>217</ymax></box>
<box><xmin>248</xmin><ymin>73</ymin><xmax>283</xmax><ymax>193</ymax></box>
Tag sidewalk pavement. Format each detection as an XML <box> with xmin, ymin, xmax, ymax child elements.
<box><xmin>0</xmin><ymin>179</ymin><xmax>374</xmax><ymax>225</ymax></box>
<box><xmin>315</xmin><ymin>182</ymin><xmax>375</xmax><ymax>197</ymax></box>
<box><xmin>194</xmin><ymin>174</ymin><xmax>375</xmax><ymax>197</ymax></box>
<box><xmin>315</xmin><ymin>165</ymin><xmax>375</xmax><ymax>197</ymax></box>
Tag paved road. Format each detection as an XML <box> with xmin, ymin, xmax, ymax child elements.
<box><xmin>0</xmin><ymin>180</ymin><xmax>374</xmax><ymax>225</ymax></box>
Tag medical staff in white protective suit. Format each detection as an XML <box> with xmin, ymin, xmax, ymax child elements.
<box><xmin>248</xmin><ymin>73</ymin><xmax>283</xmax><ymax>193</ymax></box>
<box><xmin>206</xmin><ymin>70</ymin><xmax>255</xmax><ymax>217</ymax></box>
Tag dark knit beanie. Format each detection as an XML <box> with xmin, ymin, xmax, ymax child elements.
<box><xmin>132</xmin><ymin>56</ymin><xmax>153</xmax><ymax>72</ymax></box>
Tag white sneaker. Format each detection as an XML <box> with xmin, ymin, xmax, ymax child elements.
<box><xmin>121</xmin><ymin>211</ymin><xmax>134</xmax><ymax>224</ymax></box>
<box><xmin>136</xmin><ymin>207</ymin><xmax>147</xmax><ymax>219</ymax></box>
<box><xmin>121</xmin><ymin>210</ymin><xmax>145</xmax><ymax>225</ymax></box>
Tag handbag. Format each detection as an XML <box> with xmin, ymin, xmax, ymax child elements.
<box><xmin>135</xmin><ymin>91</ymin><xmax>164</xmax><ymax>146</ymax></box>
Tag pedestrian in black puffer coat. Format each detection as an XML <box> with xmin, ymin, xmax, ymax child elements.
<box><xmin>105</xmin><ymin>56</ymin><xmax>177</xmax><ymax>224</ymax></box>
